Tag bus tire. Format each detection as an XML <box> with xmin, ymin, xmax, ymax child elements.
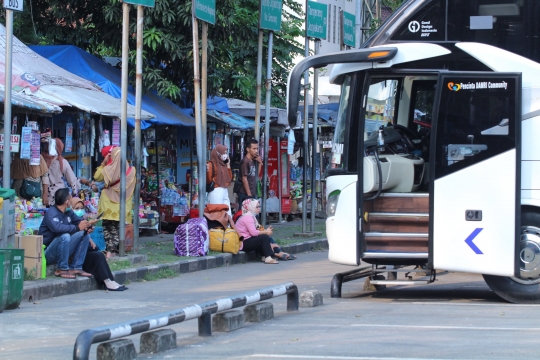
<box><xmin>482</xmin><ymin>208</ymin><xmax>540</xmax><ymax>304</ymax></box>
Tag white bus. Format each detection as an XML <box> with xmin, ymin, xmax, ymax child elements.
<box><xmin>287</xmin><ymin>0</ymin><xmax>540</xmax><ymax>303</ymax></box>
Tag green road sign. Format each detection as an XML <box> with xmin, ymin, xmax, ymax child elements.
<box><xmin>123</xmin><ymin>0</ymin><xmax>155</xmax><ymax>7</ymax></box>
<box><xmin>307</xmin><ymin>1</ymin><xmax>327</xmax><ymax>39</ymax></box>
<box><xmin>194</xmin><ymin>0</ymin><xmax>216</xmax><ymax>25</ymax></box>
<box><xmin>260</xmin><ymin>0</ymin><xmax>283</xmax><ymax>32</ymax></box>
<box><xmin>342</xmin><ymin>11</ymin><xmax>355</xmax><ymax>47</ymax></box>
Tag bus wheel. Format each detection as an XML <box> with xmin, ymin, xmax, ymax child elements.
<box><xmin>483</xmin><ymin>210</ymin><xmax>540</xmax><ymax>304</ymax></box>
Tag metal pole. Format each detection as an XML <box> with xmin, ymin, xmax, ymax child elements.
<box><xmin>302</xmin><ymin>25</ymin><xmax>310</xmax><ymax>233</ymax></box>
<box><xmin>119</xmin><ymin>2</ymin><xmax>130</xmax><ymax>257</ymax></box>
<box><xmin>201</xmin><ymin>21</ymin><xmax>208</xmax><ymax>215</ymax></box>
<box><xmin>192</xmin><ymin>10</ymin><xmax>204</xmax><ymax>218</ymax></box>
<box><xmin>261</xmin><ymin>31</ymin><xmax>273</xmax><ymax>226</ymax></box>
<box><xmin>254</xmin><ymin>30</ymin><xmax>264</xmax><ymax>142</ymax></box>
<box><xmin>277</xmin><ymin>136</ymin><xmax>282</xmax><ymax>222</ymax></box>
<box><xmin>355</xmin><ymin>0</ymin><xmax>361</xmax><ymax>48</ymax></box>
<box><xmin>3</xmin><ymin>9</ymin><xmax>13</xmax><ymax>189</ymax></box>
<box><xmin>133</xmin><ymin>5</ymin><xmax>144</xmax><ymax>253</ymax></box>
<box><xmin>189</xmin><ymin>127</ymin><xmax>194</xmax><ymax>207</ymax></box>
<box><xmin>310</xmin><ymin>39</ymin><xmax>319</xmax><ymax>232</ymax></box>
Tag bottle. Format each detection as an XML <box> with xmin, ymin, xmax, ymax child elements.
<box><xmin>378</xmin><ymin>129</ymin><xmax>385</xmax><ymax>154</ymax></box>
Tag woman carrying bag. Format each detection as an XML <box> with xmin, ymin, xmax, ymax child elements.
<box><xmin>11</xmin><ymin>153</ymin><xmax>50</xmax><ymax>204</ymax></box>
<box><xmin>206</xmin><ymin>145</ymin><xmax>233</xmax><ymax>215</ymax></box>
<box><xmin>42</xmin><ymin>138</ymin><xmax>80</xmax><ymax>206</ymax></box>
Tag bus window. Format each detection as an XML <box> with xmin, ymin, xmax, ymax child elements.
<box><xmin>411</xmin><ymin>80</ymin><xmax>436</xmax><ymax>131</ymax></box>
<box><xmin>365</xmin><ymin>78</ymin><xmax>400</xmax><ymax>138</ymax></box>
<box><xmin>390</xmin><ymin>0</ymin><xmax>446</xmax><ymax>42</ymax></box>
<box><xmin>330</xmin><ymin>75</ymin><xmax>352</xmax><ymax>169</ymax></box>
<box><xmin>435</xmin><ymin>76</ymin><xmax>517</xmax><ymax>178</ymax></box>
<box><xmin>448</xmin><ymin>0</ymin><xmax>540</xmax><ymax>64</ymax></box>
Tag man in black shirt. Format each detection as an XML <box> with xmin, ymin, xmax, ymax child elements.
<box><xmin>237</xmin><ymin>139</ymin><xmax>262</xmax><ymax>207</ymax></box>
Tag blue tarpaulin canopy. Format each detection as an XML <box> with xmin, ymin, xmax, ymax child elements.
<box><xmin>30</xmin><ymin>45</ymin><xmax>195</xmax><ymax>129</ymax></box>
<box><xmin>298</xmin><ymin>103</ymin><xmax>339</xmax><ymax>125</ymax></box>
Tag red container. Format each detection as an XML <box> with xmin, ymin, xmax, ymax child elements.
<box><xmin>190</xmin><ymin>208</ymin><xmax>199</xmax><ymax>219</ymax></box>
<box><xmin>281</xmin><ymin>198</ymin><xmax>291</xmax><ymax>214</ymax></box>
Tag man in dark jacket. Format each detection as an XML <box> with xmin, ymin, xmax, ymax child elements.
<box><xmin>39</xmin><ymin>188</ymin><xmax>93</xmax><ymax>279</ymax></box>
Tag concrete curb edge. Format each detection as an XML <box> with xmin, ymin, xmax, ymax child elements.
<box><xmin>22</xmin><ymin>239</ymin><xmax>328</xmax><ymax>303</ymax></box>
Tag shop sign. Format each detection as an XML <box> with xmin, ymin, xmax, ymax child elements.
<box><xmin>0</xmin><ymin>134</ymin><xmax>20</xmax><ymax>152</ymax></box>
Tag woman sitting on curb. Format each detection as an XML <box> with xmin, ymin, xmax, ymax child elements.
<box><xmin>71</xmin><ymin>197</ymin><xmax>128</xmax><ymax>291</ymax></box>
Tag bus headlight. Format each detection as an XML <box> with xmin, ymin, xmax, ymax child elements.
<box><xmin>326</xmin><ymin>190</ymin><xmax>341</xmax><ymax>217</ymax></box>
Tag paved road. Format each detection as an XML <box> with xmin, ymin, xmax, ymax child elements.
<box><xmin>2</xmin><ymin>250</ymin><xmax>539</xmax><ymax>360</ymax></box>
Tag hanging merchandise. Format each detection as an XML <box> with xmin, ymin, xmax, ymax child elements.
<box><xmin>287</xmin><ymin>130</ymin><xmax>295</xmax><ymax>155</ymax></box>
<box><xmin>11</xmin><ymin>116</ymin><xmax>17</xmax><ymax>134</ymax></box>
<box><xmin>112</xmin><ymin>118</ymin><xmax>120</xmax><ymax>146</ymax></box>
<box><xmin>90</xmin><ymin>118</ymin><xmax>96</xmax><ymax>155</ymax></box>
<box><xmin>20</xmin><ymin>126</ymin><xmax>31</xmax><ymax>159</ymax></box>
<box><xmin>65</xmin><ymin>121</ymin><xmax>73</xmax><ymax>152</ymax></box>
<box><xmin>30</xmin><ymin>130</ymin><xmax>41</xmax><ymax>166</ymax></box>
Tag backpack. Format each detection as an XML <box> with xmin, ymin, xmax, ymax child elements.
<box><xmin>174</xmin><ymin>218</ymin><xmax>209</xmax><ymax>257</ymax></box>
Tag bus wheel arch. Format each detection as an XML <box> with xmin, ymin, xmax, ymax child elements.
<box><xmin>483</xmin><ymin>207</ymin><xmax>540</xmax><ymax>303</ymax></box>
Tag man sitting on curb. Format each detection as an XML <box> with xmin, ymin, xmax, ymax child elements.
<box><xmin>39</xmin><ymin>188</ymin><xmax>94</xmax><ymax>279</ymax></box>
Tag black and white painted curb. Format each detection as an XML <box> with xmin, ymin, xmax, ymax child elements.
<box><xmin>22</xmin><ymin>238</ymin><xmax>328</xmax><ymax>303</ymax></box>
<box><xmin>73</xmin><ymin>282</ymin><xmax>299</xmax><ymax>360</ymax></box>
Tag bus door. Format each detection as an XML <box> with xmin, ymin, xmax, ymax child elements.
<box><xmin>431</xmin><ymin>72</ymin><xmax>521</xmax><ymax>276</ymax></box>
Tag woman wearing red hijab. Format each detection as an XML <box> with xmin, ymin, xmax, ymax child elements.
<box><xmin>206</xmin><ymin>144</ymin><xmax>233</xmax><ymax>215</ymax></box>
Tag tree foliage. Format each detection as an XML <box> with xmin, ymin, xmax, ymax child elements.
<box><xmin>7</xmin><ymin>0</ymin><xmax>304</xmax><ymax>108</ymax></box>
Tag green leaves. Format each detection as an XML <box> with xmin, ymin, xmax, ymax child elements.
<box><xmin>14</xmin><ymin>0</ymin><xmax>304</xmax><ymax>109</ymax></box>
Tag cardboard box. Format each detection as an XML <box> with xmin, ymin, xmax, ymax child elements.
<box><xmin>15</xmin><ymin>235</ymin><xmax>43</xmax><ymax>279</ymax></box>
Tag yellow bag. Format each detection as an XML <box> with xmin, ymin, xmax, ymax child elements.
<box><xmin>209</xmin><ymin>228</ymin><xmax>241</xmax><ymax>254</ymax></box>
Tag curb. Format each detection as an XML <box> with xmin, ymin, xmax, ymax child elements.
<box><xmin>22</xmin><ymin>238</ymin><xmax>328</xmax><ymax>303</ymax></box>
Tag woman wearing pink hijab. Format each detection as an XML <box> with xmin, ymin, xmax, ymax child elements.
<box><xmin>235</xmin><ymin>198</ymin><xmax>278</xmax><ymax>264</ymax></box>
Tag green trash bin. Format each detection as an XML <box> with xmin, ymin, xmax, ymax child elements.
<box><xmin>0</xmin><ymin>249</ymin><xmax>24</xmax><ymax>310</ymax></box>
<box><xmin>0</xmin><ymin>189</ymin><xmax>16</xmax><ymax>249</ymax></box>
<box><xmin>0</xmin><ymin>250</ymin><xmax>10</xmax><ymax>312</ymax></box>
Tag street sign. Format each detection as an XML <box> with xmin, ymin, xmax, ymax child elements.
<box><xmin>307</xmin><ymin>1</ymin><xmax>327</xmax><ymax>39</ymax></box>
<box><xmin>260</xmin><ymin>0</ymin><xmax>283</xmax><ymax>32</ymax></box>
<box><xmin>194</xmin><ymin>0</ymin><xmax>216</xmax><ymax>25</ymax></box>
<box><xmin>341</xmin><ymin>11</ymin><xmax>355</xmax><ymax>47</ymax></box>
<box><xmin>122</xmin><ymin>0</ymin><xmax>155</xmax><ymax>7</ymax></box>
<box><xmin>3</xmin><ymin>0</ymin><xmax>23</xmax><ymax>12</ymax></box>
<box><xmin>0</xmin><ymin>134</ymin><xmax>20</xmax><ymax>152</ymax></box>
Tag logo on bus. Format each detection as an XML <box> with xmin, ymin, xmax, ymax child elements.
<box><xmin>448</xmin><ymin>82</ymin><xmax>461</xmax><ymax>92</ymax></box>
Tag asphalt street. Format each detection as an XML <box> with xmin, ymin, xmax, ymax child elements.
<box><xmin>2</xmin><ymin>250</ymin><xmax>540</xmax><ymax>360</ymax></box>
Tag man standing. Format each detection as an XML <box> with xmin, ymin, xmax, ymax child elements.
<box><xmin>237</xmin><ymin>139</ymin><xmax>262</xmax><ymax>206</ymax></box>
<box><xmin>39</xmin><ymin>188</ymin><xmax>94</xmax><ymax>279</ymax></box>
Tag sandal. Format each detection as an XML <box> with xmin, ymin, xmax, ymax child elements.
<box><xmin>285</xmin><ymin>254</ymin><xmax>297</xmax><ymax>260</ymax></box>
<box><xmin>69</xmin><ymin>270</ymin><xmax>93</xmax><ymax>277</ymax></box>
<box><xmin>264</xmin><ymin>258</ymin><xmax>279</xmax><ymax>264</ymax></box>
<box><xmin>55</xmin><ymin>269</ymin><xmax>76</xmax><ymax>279</ymax></box>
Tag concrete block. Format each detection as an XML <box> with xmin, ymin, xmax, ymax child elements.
<box><xmin>300</xmin><ymin>290</ymin><xmax>323</xmax><ymax>308</ymax></box>
<box><xmin>140</xmin><ymin>329</ymin><xmax>177</xmax><ymax>354</ymax></box>
<box><xmin>188</xmin><ymin>259</ymin><xmax>198</xmax><ymax>272</ymax></box>
<box><xmin>197</xmin><ymin>258</ymin><xmax>208</xmax><ymax>271</ymax></box>
<box><xmin>178</xmin><ymin>260</ymin><xmax>189</xmax><ymax>273</ymax></box>
<box><xmin>206</xmin><ymin>256</ymin><xmax>216</xmax><ymax>269</ymax></box>
<box><xmin>97</xmin><ymin>339</ymin><xmax>137</xmax><ymax>360</ymax></box>
<box><xmin>212</xmin><ymin>310</ymin><xmax>245</xmax><ymax>332</ymax></box>
<box><xmin>244</xmin><ymin>302</ymin><xmax>274</xmax><ymax>323</ymax></box>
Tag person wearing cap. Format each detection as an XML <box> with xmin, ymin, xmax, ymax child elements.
<box><xmin>41</xmin><ymin>138</ymin><xmax>80</xmax><ymax>206</ymax></box>
<box><xmin>94</xmin><ymin>146</ymin><xmax>136</xmax><ymax>258</ymax></box>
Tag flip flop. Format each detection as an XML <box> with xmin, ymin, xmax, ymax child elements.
<box><xmin>55</xmin><ymin>270</ymin><xmax>76</xmax><ymax>279</ymax></box>
<box><xmin>70</xmin><ymin>270</ymin><xmax>93</xmax><ymax>277</ymax></box>
<box><xmin>104</xmin><ymin>286</ymin><xmax>126</xmax><ymax>292</ymax></box>
<box><xmin>284</xmin><ymin>254</ymin><xmax>297</xmax><ymax>260</ymax></box>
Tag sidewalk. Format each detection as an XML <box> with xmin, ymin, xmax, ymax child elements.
<box><xmin>22</xmin><ymin>220</ymin><xmax>328</xmax><ymax>302</ymax></box>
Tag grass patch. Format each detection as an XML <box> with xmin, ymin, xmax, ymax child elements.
<box><xmin>143</xmin><ymin>268</ymin><xmax>178</xmax><ymax>281</ymax></box>
<box><xmin>271</xmin><ymin>221</ymin><xmax>326</xmax><ymax>245</ymax></box>
<box><xmin>24</xmin><ymin>268</ymin><xmax>38</xmax><ymax>281</ymax></box>
<box><xmin>108</xmin><ymin>260</ymin><xmax>132</xmax><ymax>272</ymax></box>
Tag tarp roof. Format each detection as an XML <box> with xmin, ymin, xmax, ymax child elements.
<box><xmin>0</xmin><ymin>25</ymin><xmax>154</xmax><ymax>121</ymax></box>
<box><xmin>30</xmin><ymin>45</ymin><xmax>194</xmax><ymax>129</ymax></box>
<box><xmin>0</xmin><ymin>85</ymin><xmax>62</xmax><ymax>114</ymax></box>
<box><xmin>297</xmin><ymin>103</ymin><xmax>339</xmax><ymax>126</ymax></box>
<box><xmin>226</xmin><ymin>98</ymin><xmax>287</xmax><ymax>126</ymax></box>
